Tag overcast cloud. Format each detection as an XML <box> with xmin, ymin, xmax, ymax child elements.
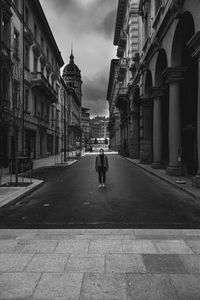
<box><xmin>40</xmin><ymin>0</ymin><xmax>117</xmax><ymax>117</ymax></box>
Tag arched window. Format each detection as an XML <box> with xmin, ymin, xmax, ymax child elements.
<box><xmin>2</xmin><ymin>69</ymin><xmax>9</xmax><ymax>100</ymax></box>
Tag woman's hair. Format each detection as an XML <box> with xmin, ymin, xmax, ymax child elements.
<box><xmin>100</xmin><ymin>148</ymin><xmax>104</xmax><ymax>153</ymax></box>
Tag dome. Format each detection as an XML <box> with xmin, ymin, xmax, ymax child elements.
<box><xmin>63</xmin><ymin>51</ymin><xmax>81</xmax><ymax>78</ymax></box>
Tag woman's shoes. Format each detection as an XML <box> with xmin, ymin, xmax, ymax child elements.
<box><xmin>99</xmin><ymin>184</ymin><xmax>106</xmax><ymax>188</ymax></box>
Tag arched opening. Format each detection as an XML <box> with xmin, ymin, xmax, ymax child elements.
<box><xmin>155</xmin><ymin>49</ymin><xmax>169</xmax><ymax>166</ymax></box>
<box><xmin>171</xmin><ymin>12</ymin><xmax>198</xmax><ymax>175</ymax></box>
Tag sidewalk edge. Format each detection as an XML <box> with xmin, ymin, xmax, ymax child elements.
<box><xmin>121</xmin><ymin>156</ymin><xmax>199</xmax><ymax>200</ymax></box>
<box><xmin>0</xmin><ymin>180</ymin><xmax>44</xmax><ymax>209</ymax></box>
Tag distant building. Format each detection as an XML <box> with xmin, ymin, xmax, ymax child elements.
<box><xmin>62</xmin><ymin>51</ymin><xmax>82</xmax><ymax>155</ymax></box>
<box><xmin>81</xmin><ymin>107</ymin><xmax>90</xmax><ymax>149</ymax></box>
<box><xmin>107</xmin><ymin>59</ymin><xmax>121</xmax><ymax>152</ymax></box>
<box><xmin>108</xmin><ymin>0</ymin><xmax>141</xmax><ymax>157</ymax></box>
<box><xmin>90</xmin><ymin>117</ymin><xmax>109</xmax><ymax>140</ymax></box>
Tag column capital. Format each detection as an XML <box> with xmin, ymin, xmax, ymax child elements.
<box><xmin>140</xmin><ymin>96</ymin><xmax>153</xmax><ymax>109</ymax></box>
<box><xmin>163</xmin><ymin>67</ymin><xmax>187</xmax><ymax>84</ymax></box>
<box><xmin>151</xmin><ymin>86</ymin><xmax>166</xmax><ymax>99</ymax></box>
<box><xmin>187</xmin><ymin>31</ymin><xmax>200</xmax><ymax>60</ymax></box>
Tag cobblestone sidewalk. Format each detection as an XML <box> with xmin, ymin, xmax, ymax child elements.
<box><xmin>0</xmin><ymin>229</ymin><xmax>200</xmax><ymax>299</ymax></box>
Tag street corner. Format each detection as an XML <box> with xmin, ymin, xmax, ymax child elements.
<box><xmin>0</xmin><ymin>178</ymin><xmax>44</xmax><ymax>209</ymax></box>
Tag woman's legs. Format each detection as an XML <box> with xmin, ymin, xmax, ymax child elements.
<box><xmin>98</xmin><ymin>168</ymin><xmax>102</xmax><ymax>184</ymax></box>
<box><xmin>102</xmin><ymin>169</ymin><xmax>106</xmax><ymax>184</ymax></box>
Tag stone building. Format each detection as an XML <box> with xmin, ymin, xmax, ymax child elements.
<box><xmin>62</xmin><ymin>51</ymin><xmax>82</xmax><ymax>155</ymax></box>
<box><xmin>0</xmin><ymin>0</ymin><xmax>64</xmax><ymax>166</ymax></box>
<box><xmin>107</xmin><ymin>59</ymin><xmax>121</xmax><ymax>152</ymax></box>
<box><xmin>110</xmin><ymin>0</ymin><xmax>200</xmax><ymax>186</ymax></box>
<box><xmin>112</xmin><ymin>0</ymin><xmax>142</xmax><ymax>157</ymax></box>
<box><xmin>0</xmin><ymin>0</ymin><xmax>13</xmax><ymax>167</ymax></box>
<box><xmin>137</xmin><ymin>0</ymin><xmax>200</xmax><ymax>186</ymax></box>
<box><xmin>81</xmin><ymin>107</ymin><xmax>90</xmax><ymax>149</ymax></box>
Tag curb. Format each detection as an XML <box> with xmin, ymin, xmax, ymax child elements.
<box><xmin>0</xmin><ymin>180</ymin><xmax>44</xmax><ymax>209</ymax></box>
<box><xmin>31</xmin><ymin>159</ymin><xmax>78</xmax><ymax>171</ymax></box>
<box><xmin>121</xmin><ymin>156</ymin><xmax>199</xmax><ymax>201</ymax></box>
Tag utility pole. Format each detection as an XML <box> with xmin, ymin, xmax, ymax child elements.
<box><xmin>22</xmin><ymin>0</ymin><xmax>25</xmax><ymax>156</ymax></box>
<box><xmin>64</xmin><ymin>93</ymin><xmax>67</xmax><ymax>162</ymax></box>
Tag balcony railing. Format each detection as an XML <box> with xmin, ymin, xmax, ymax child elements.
<box><xmin>31</xmin><ymin>72</ymin><xmax>58</xmax><ymax>103</ymax></box>
<box><xmin>118</xmin><ymin>30</ymin><xmax>127</xmax><ymax>48</ymax></box>
<box><xmin>117</xmin><ymin>46</ymin><xmax>124</xmax><ymax>58</ymax></box>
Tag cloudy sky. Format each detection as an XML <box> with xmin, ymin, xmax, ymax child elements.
<box><xmin>40</xmin><ymin>0</ymin><xmax>118</xmax><ymax>117</ymax></box>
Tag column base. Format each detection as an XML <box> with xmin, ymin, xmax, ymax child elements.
<box><xmin>166</xmin><ymin>165</ymin><xmax>185</xmax><ymax>176</ymax></box>
<box><xmin>151</xmin><ymin>162</ymin><xmax>162</xmax><ymax>169</ymax></box>
<box><xmin>192</xmin><ymin>175</ymin><xmax>200</xmax><ymax>188</ymax></box>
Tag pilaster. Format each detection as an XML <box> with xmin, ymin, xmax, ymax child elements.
<box><xmin>163</xmin><ymin>67</ymin><xmax>186</xmax><ymax>176</ymax></box>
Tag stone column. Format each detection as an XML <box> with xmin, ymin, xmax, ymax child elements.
<box><xmin>163</xmin><ymin>67</ymin><xmax>186</xmax><ymax>176</ymax></box>
<box><xmin>187</xmin><ymin>32</ymin><xmax>200</xmax><ymax>187</ymax></box>
<box><xmin>129</xmin><ymin>88</ymin><xmax>139</xmax><ymax>159</ymax></box>
<box><xmin>151</xmin><ymin>87</ymin><xmax>165</xmax><ymax>169</ymax></box>
<box><xmin>140</xmin><ymin>97</ymin><xmax>153</xmax><ymax>164</ymax></box>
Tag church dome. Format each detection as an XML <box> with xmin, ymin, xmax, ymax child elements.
<box><xmin>63</xmin><ymin>51</ymin><xmax>81</xmax><ymax>78</ymax></box>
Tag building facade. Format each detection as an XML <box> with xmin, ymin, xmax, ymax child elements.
<box><xmin>107</xmin><ymin>59</ymin><xmax>121</xmax><ymax>152</ymax></box>
<box><xmin>90</xmin><ymin>117</ymin><xmax>109</xmax><ymax>140</ymax></box>
<box><xmin>81</xmin><ymin>107</ymin><xmax>90</xmax><ymax>149</ymax></box>
<box><xmin>0</xmin><ymin>0</ymin><xmax>13</xmax><ymax>167</ymax></box>
<box><xmin>0</xmin><ymin>0</ymin><xmax>64</xmax><ymax>168</ymax></box>
<box><xmin>62</xmin><ymin>52</ymin><xmax>82</xmax><ymax>155</ymax></box>
<box><xmin>112</xmin><ymin>0</ymin><xmax>142</xmax><ymax>157</ymax></box>
<box><xmin>137</xmin><ymin>0</ymin><xmax>200</xmax><ymax>186</ymax></box>
<box><xmin>109</xmin><ymin>0</ymin><xmax>200</xmax><ymax>186</ymax></box>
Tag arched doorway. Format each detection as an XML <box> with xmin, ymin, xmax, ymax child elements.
<box><xmin>171</xmin><ymin>12</ymin><xmax>198</xmax><ymax>175</ymax></box>
<box><xmin>140</xmin><ymin>70</ymin><xmax>153</xmax><ymax>163</ymax></box>
<box><xmin>154</xmin><ymin>49</ymin><xmax>169</xmax><ymax>167</ymax></box>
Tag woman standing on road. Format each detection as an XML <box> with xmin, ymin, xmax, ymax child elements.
<box><xmin>95</xmin><ymin>149</ymin><xmax>109</xmax><ymax>188</ymax></box>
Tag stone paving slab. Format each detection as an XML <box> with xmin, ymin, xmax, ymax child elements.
<box><xmin>32</xmin><ymin>272</ymin><xmax>83</xmax><ymax>300</ymax></box>
<box><xmin>0</xmin><ymin>229</ymin><xmax>200</xmax><ymax>299</ymax></box>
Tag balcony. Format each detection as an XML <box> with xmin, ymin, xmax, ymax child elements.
<box><xmin>119</xmin><ymin>58</ymin><xmax>129</xmax><ymax>70</ymax></box>
<box><xmin>116</xmin><ymin>87</ymin><xmax>128</xmax><ymax>109</ymax></box>
<box><xmin>117</xmin><ymin>46</ymin><xmax>124</xmax><ymax>58</ymax></box>
<box><xmin>31</xmin><ymin>72</ymin><xmax>58</xmax><ymax>103</ymax></box>
<box><xmin>118</xmin><ymin>30</ymin><xmax>127</xmax><ymax>48</ymax></box>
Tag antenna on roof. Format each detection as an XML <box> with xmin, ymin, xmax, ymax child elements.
<box><xmin>71</xmin><ymin>42</ymin><xmax>73</xmax><ymax>55</ymax></box>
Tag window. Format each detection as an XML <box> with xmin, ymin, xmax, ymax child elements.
<box><xmin>47</xmin><ymin>106</ymin><xmax>49</xmax><ymax>121</ymax></box>
<box><xmin>25</xmin><ymin>89</ymin><xmax>29</xmax><ymax>111</ymax></box>
<box><xmin>46</xmin><ymin>72</ymin><xmax>50</xmax><ymax>82</ymax></box>
<box><xmin>34</xmin><ymin>96</ymin><xmax>37</xmax><ymax>115</ymax></box>
<box><xmin>13</xmin><ymin>29</ymin><xmax>19</xmax><ymax>57</ymax></box>
<box><xmin>41</xmin><ymin>102</ymin><xmax>44</xmax><ymax>118</ymax></box>
<box><xmin>34</xmin><ymin>23</ymin><xmax>38</xmax><ymax>40</ymax></box>
<box><xmin>13</xmin><ymin>80</ymin><xmax>19</xmax><ymax>106</ymax></box>
<box><xmin>33</xmin><ymin>55</ymin><xmax>38</xmax><ymax>73</ymax></box>
<box><xmin>51</xmin><ymin>57</ymin><xmax>54</xmax><ymax>69</ymax></box>
<box><xmin>25</xmin><ymin>7</ymin><xmax>29</xmax><ymax>25</ymax></box>
<box><xmin>24</xmin><ymin>44</ymin><xmax>29</xmax><ymax>68</ymax></box>
<box><xmin>51</xmin><ymin>107</ymin><xmax>54</xmax><ymax>124</ymax></box>
<box><xmin>2</xmin><ymin>17</ymin><xmax>10</xmax><ymax>47</ymax></box>
<box><xmin>41</xmin><ymin>64</ymin><xmax>44</xmax><ymax>75</ymax></box>
<box><xmin>41</xmin><ymin>36</ymin><xmax>44</xmax><ymax>51</ymax></box>
<box><xmin>46</xmin><ymin>47</ymin><xmax>49</xmax><ymax>61</ymax></box>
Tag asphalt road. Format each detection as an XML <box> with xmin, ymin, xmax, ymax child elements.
<box><xmin>1</xmin><ymin>154</ymin><xmax>200</xmax><ymax>229</ymax></box>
